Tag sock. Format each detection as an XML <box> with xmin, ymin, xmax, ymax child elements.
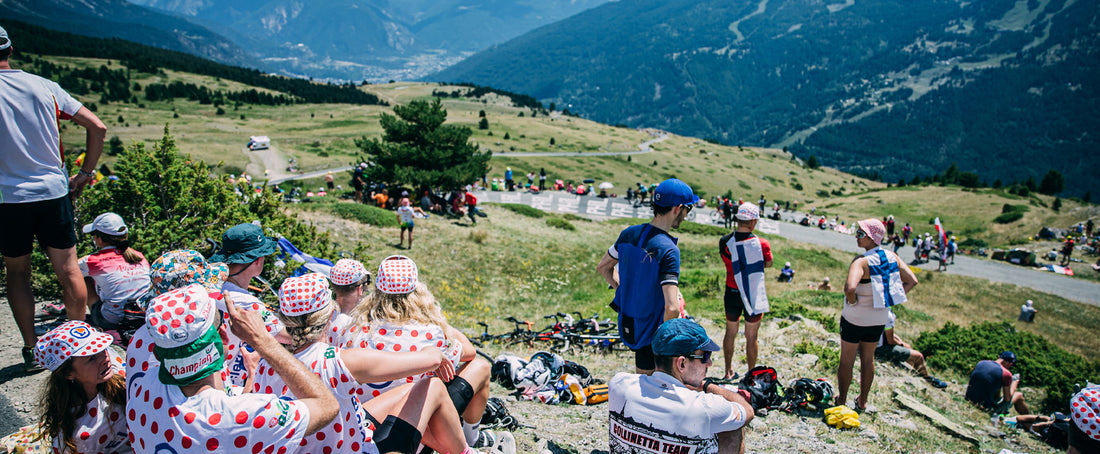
<box><xmin>462</xmin><ymin>421</ymin><xmax>480</xmax><ymax>446</ymax></box>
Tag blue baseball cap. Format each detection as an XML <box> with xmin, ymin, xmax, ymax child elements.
<box><xmin>651</xmin><ymin>178</ymin><xmax>699</xmax><ymax>207</ymax></box>
<box><xmin>999</xmin><ymin>351</ymin><xmax>1017</xmax><ymax>362</ymax></box>
<box><xmin>652</xmin><ymin>319</ymin><xmax>720</xmax><ymax>356</ymax></box>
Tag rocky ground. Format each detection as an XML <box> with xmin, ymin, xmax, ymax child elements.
<box><xmin>0</xmin><ymin>297</ymin><xmax>1062</xmax><ymax>453</ymax></box>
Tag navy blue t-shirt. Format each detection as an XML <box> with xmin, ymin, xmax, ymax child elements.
<box><xmin>965</xmin><ymin>360</ymin><xmax>1011</xmax><ymax>408</ymax></box>
<box><xmin>609</xmin><ymin>223</ymin><xmax>680</xmax><ymax>286</ymax></box>
<box><xmin>609</xmin><ymin>224</ymin><xmax>680</xmax><ymax>349</ymax></box>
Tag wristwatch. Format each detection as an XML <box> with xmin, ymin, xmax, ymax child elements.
<box><xmin>78</xmin><ymin>169</ymin><xmax>96</xmax><ymax>178</ymax></box>
<box><xmin>701</xmin><ymin>377</ymin><xmax>716</xmax><ymax>392</ymax></box>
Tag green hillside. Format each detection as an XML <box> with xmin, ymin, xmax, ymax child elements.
<box><xmin>431</xmin><ymin>0</ymin><xmax>1100</xmax><ymax>198</ymax></box>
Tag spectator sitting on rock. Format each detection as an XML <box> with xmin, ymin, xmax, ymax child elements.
<box><xmin>875</xmin><ymin>308</ymin><xmax>948</xmax><ymax>388</ymax></box>
<box><xmin>965</xmin><ymin>351</ymin><xmax>1030</xmax><ymax>416</ymax></box>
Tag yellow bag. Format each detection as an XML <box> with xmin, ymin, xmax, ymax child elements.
<box><xmin>824</xmin><ymin>405</ymin><xmax>860</xmax><ymax>429</ymax></box>
<box><xmin>584</xmin><ymin>383</ymin><xmax>609</xmax><ymax>405</ymax></box>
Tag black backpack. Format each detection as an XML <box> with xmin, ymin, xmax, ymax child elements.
<box><xmin>738</xmin><ymin>366</ymin><xmax>784</xmax><ymax>411</ymax></box>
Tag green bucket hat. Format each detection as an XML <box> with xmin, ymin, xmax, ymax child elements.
<box><xmin>208</xmin><ymin>223</ymin><xmax>278</xmax><ymax>264</ymax></box>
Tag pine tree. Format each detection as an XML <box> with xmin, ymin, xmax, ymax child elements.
<box><xmin>355</xmin><ymin>99</ymin><xmax>490</xmax><ymax>190</ymax></box>
<box><xmin>1038</xmin><ymin>169</ymin><xmax>1065</xmax><ymax>195</ymax></box>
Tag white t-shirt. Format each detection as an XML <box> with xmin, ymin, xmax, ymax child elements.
<box><xmin>0</xmin><ymin>69</ymin><xmax>83</xmax><ymax>203</ymax></box>
<box><xmin>337</xmin><ymin>320</ymin><xmax>459</xmax><ymax>401</ymax></box>
<box><xmin>79</xmin><ymin>247</ymin><xmax>151</xmax><ymax>324</ymax></box>
<box><xmin>55</xmin><ymin>350</ymin><xmax>131</xmax><ymax>454</ymax></box>
<box><xmin>253</xmin><ymin>343</ymin><xmax>379</xmax><ymax>454</ymax></box>
<box><xmin>126</xmin><ymin>365</ymin><xmax>309</xmax><ymax>454</ymax></box>
<box><xmin>325</xmin><ymin>311</ymin><xmax>354</xmax><ymax>346</ymax></box>
<box><xmin>609</xmin><ymin>372</ymin><xmax>749</xmax><ymax>454</ymax></box>
<box><xmin>221</xmin><ymin>282</ymin><xmax>283</xmax><ymax>388</ymax></box>
<box><xmin>396</xmin><ymin>205</ymin><xmax>416</xmax><ymax>223</ymax></box>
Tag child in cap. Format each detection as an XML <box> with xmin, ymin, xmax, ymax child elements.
<box><xmin>325</xmin><ymin>258</ymin><xmax>371</xmax><ymax>346</ymax></box>
<box><xmin>79</xmin><ymin>212</ymin><xmax>151</xmax><ymax>331</ymax></box>
<box><xmin>259</xmin><ymin>273</ymin><xmax>500</xmax><ymax>454</ymax></box>
<box><xmin>35</xmin><ymin>321</ymin><xmax>130</xmax><ymax>454</ymax></box>
<box><xmin>344</xmin><ymin>255</ymin><xmax>505</xmax><ymax>450</ymax></box>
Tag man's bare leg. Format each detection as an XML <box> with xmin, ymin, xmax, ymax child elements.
<box><xmin>723</xmin><ymin>320</ymin><xmax>741</xmax><ymax>379</ymax></box>
<box><xmin>44</xmin><ymin>246</ymin><xmax>87</xmax><ymax>321</ymax></box>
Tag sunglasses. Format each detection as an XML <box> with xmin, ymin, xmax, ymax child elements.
<box><xmin>685</xmin><ymin>351</ymin><xmax>712</xmax><ymax>363</ymax></box>
<box><xmin>856</xmin><ymin>230</ymin><xmax>867</xmax><ymax>239</ymax></box>
<box><xmin>681</xmin><ymin>204</ymin><xmax>694</xmax><ymax>214</ymax></box>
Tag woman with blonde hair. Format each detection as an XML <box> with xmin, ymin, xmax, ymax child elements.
<box><xmin>35</xmin><ymin>321</ymin><xmax>130</xmax><ymax>453</ymax></box>
<box><xmin>78</xmin><ymin>212</ymin><xmax>150</xmax><ymax>331</ymax></box>
<box><xmin>343</xmin><ymin>255</ymin><xmax>502</xmax><ymax>450</ymax></box>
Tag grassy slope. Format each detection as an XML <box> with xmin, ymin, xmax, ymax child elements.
<box><xmin>295</xmin><ymin>201</ymin><xmax>1092</xmax><ymax>453</ymax></box>
<box><xmin>35</xmin><ymin>53</ymin><xmax>1098</xmax><ymax>452</ymax></box>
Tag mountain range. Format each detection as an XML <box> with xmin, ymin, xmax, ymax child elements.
<box><xmin>433</xmin><ymin>0</ymin><xmax>1100</xmax><ymax>197</ymax></box>
<box><xmin>123</xmin><ymin>0</ymin><xmax>608</xmax><ymax>80</ymax></box>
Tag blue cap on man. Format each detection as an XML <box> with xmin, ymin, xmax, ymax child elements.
<box><xmin>652</xmin><ymin>178</ymin><xmax>699</xmax><ymax>207</ymax></box>
<box><xmin>652</xmin><ymin>318</ymin><xmax>720</xmax><ymax>356</ymax></box>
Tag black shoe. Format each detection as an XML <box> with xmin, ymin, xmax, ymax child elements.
<box><xmin>22</xmin><ymin>346</ymin><xmax>44</xmax><ymax>374</ymax></box>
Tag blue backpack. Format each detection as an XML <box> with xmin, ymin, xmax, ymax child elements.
<box><xmin>612</xmin><ymin>224</ymin><xmax>664</xmax><ymax>350</ymax></box>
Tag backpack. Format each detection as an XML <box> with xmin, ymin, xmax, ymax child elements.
<box><xmin>480</xmin><ymin>397</ymin><xmax>519</xmax><ymax>430</ymax></box>
<box><xmin>738</xmin><ymin>366</ymin><xmax>784</xmax><ymax>411</ymax></box>
<box><xmin>782</xmin><ymin>378</ymin><xmax>834</xmax><ymax>413</ymax></box>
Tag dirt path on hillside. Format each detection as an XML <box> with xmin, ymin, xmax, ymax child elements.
<box><xmin>243</xmin><ymin>146</ymin><xmax>294</xmax><ymax>181</ymax></box>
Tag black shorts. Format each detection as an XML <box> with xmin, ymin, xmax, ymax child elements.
<box><xmin>632</xmin><ymin>344</ymin><xmax>655</xmax><ymax>371</ymax></box>
<box><xmin>724</xmin><ymin>287</ymin><xmax>763</xmax><ymax>323</ymax></box>
<box><xmin>0</xmin><ymin>195</ymin><xmax>77</xmax><ymax>257</ymax></box>
<box><xmin>446</xmin><ymin>376</ymin><xmax>474</xmax><ymax>415</ymax></box>
<box><xmin>365</xmin><ymin>412</ymin><xmax>422</xmax><ymax>454</ymax></box>
<box><xmin>839</xmin><ymin>317</ymin><xmax>885</xmax><ymax>344</ymax></box>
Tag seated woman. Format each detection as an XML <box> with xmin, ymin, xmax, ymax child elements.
<box><xmin>341</xmin><ymin>256</ymin><xmax>500</xmax><ymax>449</ymax></box>
<box><xmin>36</xmin><ymin>321</ymin><xmax>130</xmax><ymax>454</ymax></box>
<box><xmin>259</xmin><ymin>273</ymin><xmax>510</xmax><ymax>454</ymax></box>
<box><xmin>79</xmin><ymin>212</ymin><xmax>151</xmax><ymax>331</ymax></box>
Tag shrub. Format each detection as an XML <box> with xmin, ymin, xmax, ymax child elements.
<box><xmin>468</xmin><ymin>230</ymin><xmax>488</xmax><ymax>244</ymax></box>
<box><xmin>994</xmin><ymin>211</ymin><xmax>1024</xmax><ymax>224</ymax></box>
<box><xmin>73</xmin><ymin>127</ymin><xmax>330</xmax><ymax>295</ymax></box>
<box><xmin>1002</xmin><ymin>204</ymin><xmax>1030</xmax><ymax>214</ymax></box>
<box><xmin>546</xmin><ymin>217</ymin><xmax>575</xmax><ymax>231</ymax></box>
<box><xmin>958</xmin><ymin>238</ymin><xmax>988</xmax><ymax>249</ymax></box>
<box><xmin>794</xmin><ymin>341</ymin><xmax>840</xmax><ymax>372</ymax></box>
<box><xmin>562</xmin><ymin>213</ymin><xmax>591</xmax><ymax>223</ymax></box>
<box><xmin>493</xmin><ymin>203</ymin><xmax>545</xmax><ymax>218</ymax></box>
<box><xmin>914</xmin><ymin>322</ymin><xmax>1100</xmax><ymax>413</ymax></box>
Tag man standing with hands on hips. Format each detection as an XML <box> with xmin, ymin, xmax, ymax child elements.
<box><xmin>598</xmin><ymin>178</ymin><xmax>698</xmax><ymax>374</ymax></box>
<box><xmin>0</xmin><ymin>24</ymin><xmax>108</xmax><ymax>372</ymax></box>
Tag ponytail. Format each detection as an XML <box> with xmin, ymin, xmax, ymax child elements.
<box><xmin>97</xmin><ymin>233</ymin><xmax>143</xmax><ymax>264</ymax></box>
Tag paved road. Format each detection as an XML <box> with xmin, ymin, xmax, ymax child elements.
<box><xmin>478</xmin><ymin>190</ymin><xmax>1100</xmax><ymax>306</ymax></box>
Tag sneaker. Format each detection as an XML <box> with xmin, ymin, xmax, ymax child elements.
<box><xmin>35</xmin><ymin>303</ymin><xmax>65</xmax><ymax>318</ymax></box>
<box><xmin>22</xmin><ymin>346</ymin><xmax>44</xmax><ymax>374</ymax></box>
<box><xmin>472</xmin><ymin>430</ymin><xmax>496</xmax><ymax>449</ymax></box>
<box><xmin>485</xmin><ymin>432</ymin><xmax>516</xmax><ymax>454</ymax></box>
<box><xmin>927</xmin><ymin>377</ymin><xmax>949</xmax><ymax>389</ymax></box>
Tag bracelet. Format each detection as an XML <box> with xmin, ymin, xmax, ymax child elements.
<box><xmin>78</xmin><ymin>169</ymin><xmax>95</xmax><ymax>177</ymax></box>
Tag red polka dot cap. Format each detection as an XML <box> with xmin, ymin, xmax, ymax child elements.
<box><xmin>146</xmin><ymin>284</ymin><xmax>220</xmax><ymax>349</ymax></box>
<box><xmin>328</xmin><ymin>259</ymin><xmax>370</xmax><ymax>287</ymax></box>
<box><xmin>278</xmin><ymin>273</ymin><xmax>332</xmax><ymax>316</ymax></box>
<box><xmin>1071</xmin><ymin>385</ymin><xmax>1100</xmax><ymax>442</ymax></box>
<box><xmin>33</xmin><ymin>321</ymin><xmax>114</xmax><ymax>372</ymax></box>
<box><xmin>376</xmin><ymin>255</ymin><xmax>418</xmax><ymax>294</ymax></box>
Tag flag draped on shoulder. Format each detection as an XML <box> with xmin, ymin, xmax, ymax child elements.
<box><xmin>863</xmin><ymin>248</ymin><xmax>906</xmax><ymax>308</ymax></box>
<box><xmin>726</xmin><ymin>235</ymin><xmax>769</xmax><ymax>316</ymax></box>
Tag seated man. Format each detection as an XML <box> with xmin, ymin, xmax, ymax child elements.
<box><xmin>965</xmin><ymin>351</ymin><xmax>1029</xmax><ymax>415</ymax></box>
<box><xmin>1018</xmin><ymin>300</ymin><xmax>1037</xmax><ymax>322</ymax></box>
<box><xmin>816</xmin><ymin>277</ymin><xmax>832</xmax><ymax>291</ymax></box>
<box><xmin>875</xmin><ymin>309</ymin><xmax>948</xmax><ymax>388</ymax></box>
<box><xmin>777</xmin><ymin>262</ymin><xmax>795</xmax><ymax>282</ymax></box>
<box><xmin>609</xmin><ymin>318</ymin><xmax>753</xmax><ymax>454</ymax></box>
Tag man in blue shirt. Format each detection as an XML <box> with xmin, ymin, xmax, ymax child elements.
<box><xmin>598</xmin><ymin>178</ymin><xmax>698</xmax><ymax>374</ymax></box>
